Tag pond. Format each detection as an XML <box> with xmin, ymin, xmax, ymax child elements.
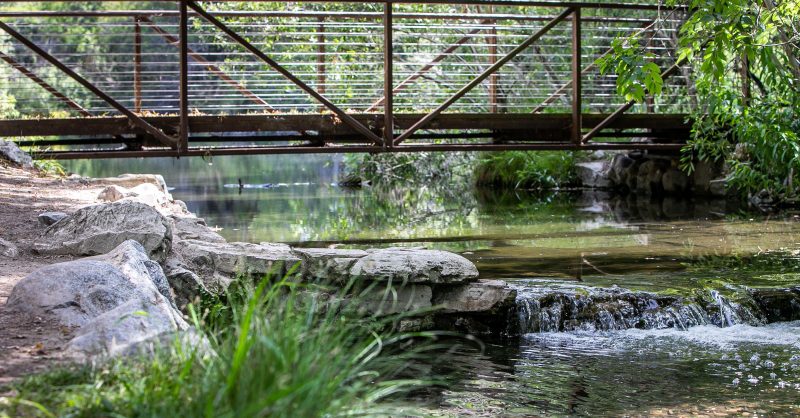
<box><xmin>65</xmin><ymin>154</ymin><xmax>800</xmax><ymax>416</ymax></box>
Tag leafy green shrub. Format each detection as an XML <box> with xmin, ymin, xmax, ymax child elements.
<box><xmin>1</xmin><ymin>273</ymin><xmax>444</xmax><ymax>418</ymax></box>
<box><xmin>474</xmin><ymin>151</ymin><xmax>579</xmax><ymax>189</ymax></box>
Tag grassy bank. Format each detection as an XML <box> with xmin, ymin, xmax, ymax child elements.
<box><xmin>0</xmin><ymin>275</ymin><xmax>441</xmax><ymax>417</ymax></box>
<box><xmin>475</xmin><ymin>151</ymin><xmax>580</xmax><ymax>189</ymax></box>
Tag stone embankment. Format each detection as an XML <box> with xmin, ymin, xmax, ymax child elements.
<box><xmin>4</xmin><ymin>172</ymin><xmax>517</xmax><ymax>360</ymax></box>
<box><xmin>576</xmin><ymin>151</ymin><xmax>730</xmax><ymax>198</ymax></box>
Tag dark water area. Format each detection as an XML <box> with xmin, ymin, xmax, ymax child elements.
<box><xmin>65</xmin><ymin>154</ymin><xmax>800</xmax><ymax>416</ymax></box>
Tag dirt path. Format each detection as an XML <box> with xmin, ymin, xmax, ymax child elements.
<box><xmin>0</xmin><ymin>163</ymin><xmax>101</xmax><ymax>384</ymax></box>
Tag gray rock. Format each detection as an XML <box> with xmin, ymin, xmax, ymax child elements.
<box><xmin>163</xmin><ymin>257</ymin><xmax>209</xmax><ymax>309</ymax></box>
<box><xmin>576</xmin><ymin>161</ymin><xmax>611</xmax><ymax>189</ymax></box>
<box><xmin>293</xmin><ymin>248</ymin><xmax>369</xmax><ymax>281</ymax></box>
<box><xmin>170</xmin><ymin>216</ymin><xmax>226</xmax><ymax>243</ymax></box>
<box><xmin>67</xmin><ymin>297</ymin><xmax>187</xmax><ymax>357</ymax></box>
<box><xmin>361</xmin><ymin>284</ymin><xmax>432</xmax><ymax>315</ymax></box>
<box><xmin>82</xmin><ymin>174</ymin><xmax>170</xmax><ymax>195</ymax></box>
<box><xmin>608</xmin><ymin>154</ymin><xmax>635</xmax><ymax>187</ymax></box>
<box><xmin>432</xmin><ymin>280</ymin><xmax>516</xmax><ymax>313</ymax></box>
<box><xmin>33</xmin><ymin>201</ymin><xmax>173</xmax><ymax>263</ymax></box>
<box><xmin>709</xmin><ymin>178</ymin><xmax>729</xmax><ymax>197</ymax></box>
<box><xmin>692</xmin><ymin>160</ymin><xmax>721</xmax><ymax>194</ymax></box>
<box><xmin>662</xmin><ymin>169</ymin><xmax>690</xmax><ymax>194</ymax></box>
<box><xmin>97</xmin><ymin>185</ymin><xmax>127</xmax><ymax>203</ymax></box>
<box><xmin>0</xmin><ymin>237</ymin><xmax>19</xmax><ymax>258</ymax></box>
<box><xmin>38</xmin><ymin>211</ymin><xmax>68</xmax><ymax>226</ymax></box>
<box><xmin>635</xmin><ymin>160</ymin><xmax>665</xmax><ymax>195</ymax></box>
<box><xmin>0</xmin><ymin>139</ymin><xmax>33</xmax><ymax>168</ymax></box>
<box><xmin>98</xmin><ymin>183</ymin><xmax>170</xmax><ymax>208</ymax></box>
<box><xmin>350</xmin><ymin>248</ymin><xmax>478</xmax><ymax>284</ymax></box>
<box><xmin>7</xmin><ymin>241</ymin><xmax>188</xmax><ymax>358</ymax></box>
<box><xmin>173</xmin><ymin>240</ymin><xmax>301</xmax><ymax>293</ymax></box>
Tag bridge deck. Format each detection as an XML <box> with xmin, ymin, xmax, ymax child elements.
<box><xmin>0</xmin><ymin>1</ymin><xmax>693</xmax><ymax>159</ymax></box>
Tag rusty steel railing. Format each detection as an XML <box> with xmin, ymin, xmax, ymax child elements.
<box><xmin>0</xmin><ymin>1</ymin><xmax>694</xmax><ymax>159</ymax></box>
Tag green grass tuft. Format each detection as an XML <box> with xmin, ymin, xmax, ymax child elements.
<box><xmin>475</xmin><ymin>151</ymin><xmax>580</xmax><ymax>189</ymax></box>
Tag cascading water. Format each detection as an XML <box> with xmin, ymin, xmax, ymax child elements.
<box><xmin>514</xmin><ymin>280</ymin><xmax>777</xmax><ymax>334</ymax></box>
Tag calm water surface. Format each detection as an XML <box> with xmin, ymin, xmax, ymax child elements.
<box><xmin>66</xmin><ymin>154</ymin><xmax>800</xmax><ymax>416</ymax></box>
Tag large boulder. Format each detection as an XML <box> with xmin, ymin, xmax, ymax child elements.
<box><xmin>0</xmin><ymin>139</ymin><xmax>33</xmax><ymax>169</ymax></box>
<box><xmin>7</xmin><ymin>241</ymin><xmax>188</xmax><ymax>357</ymax></box>
<box><xmin>33</xmin><ymin>201</ymin><xmax>173</xmax><ymax>263</ymax></box>
<box><xmin>350</xmin><ymin>248</ymin><xmax>479</xmax><ymax>284</ymax></box>
<box><xmin>172</xmin><ymin>240</ymin><xmax>301</xmax><ymax>293</ymax></box>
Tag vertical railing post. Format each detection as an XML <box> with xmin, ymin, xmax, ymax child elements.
<box><xmin>178</xmin><ymin>0</ymin><xmax>189</xmax><ymax>152</ymax></box>
<box><xmin>383</xmin><ymin>1</ymin><xmax>393</xmax><ymax>148</ymax></box>
<box><xmin>487</xmin><ymin>6</ymin><xmax>498</xmax><ymax>113</ymax></box>
<box><xmin>134</xmin><ymin>16</ymin><xmax>142</xmax><ymax>113</ymax></box>
<box><xmin>317</xmin><ymin>17</ymin><xmax>326</xmax><ymax>96</ymax></box>
<box><xmin>571</xmin><ymin>7</ymin><xmax>582</xmax><ymax>145</ymax></box>
<box><xmin>645</xmin><ymin>26</ymin><xmax>655</xmax><ymax>113</ymax></box>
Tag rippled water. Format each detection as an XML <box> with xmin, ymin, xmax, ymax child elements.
<box><xmin>66</xmin><ymin>154</ymin><xmax>800</xmax><ymax>416</ymax></box>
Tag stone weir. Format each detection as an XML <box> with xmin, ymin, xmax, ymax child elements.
<box><xmin>7</xmin><ymin>174</ymin><xmax>518</xmax><ymax>359</ymax></box>
<box><xmin>513</xmin><ymin>281</ymin><xmax>800</xmax><ymax>335</ymax></box>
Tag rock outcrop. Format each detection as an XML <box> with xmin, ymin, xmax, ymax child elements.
<box><xmin>33</xmin><ymin>201</ymin><xmax>173</xmax><ymax>263</ymax></box>
<box><xmin>7</xmin><ymin>241</ymin><xmax>188</xmax><ymax>357</ymax></box>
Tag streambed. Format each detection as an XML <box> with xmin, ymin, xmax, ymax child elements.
<box><xmin>66</xmin><ymin>154</ymin><xmax>800</xmax><ymax>415</ymax></box>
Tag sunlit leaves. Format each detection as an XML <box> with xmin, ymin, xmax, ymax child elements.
<box><xmin>596</xmin><ymin>37</ymin><xmax>663</xmax><ymax>103</ymax></box>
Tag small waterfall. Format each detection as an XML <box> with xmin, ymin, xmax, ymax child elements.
<box><xmin>515</xmin><ymin>282</ymin><xmax>769</xmax><ymax>334</ymax></box>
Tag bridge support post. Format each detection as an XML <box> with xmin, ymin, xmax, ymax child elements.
<box><xmin>178</xmin><ymin>0</ymin><xmax>190</xmax><ymax>153</ymax></box>
<box><xmin>383</xmin><ymin>1</ymin><xmax>393</xmax><ymax>148</ymax></box>
<box><xmin>571</xmin><ymin>7</ymin><xmax>582</xmax><ymax>145</ymax></box>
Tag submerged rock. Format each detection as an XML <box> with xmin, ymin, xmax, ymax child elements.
<box><xmin>33</xmin><ymin>201</ymin><xmax>173</xmax><ymax>263</ymax></box>
<box><xmin>0</xmin><ymin>139</ymin><xmax>33</xmax><ymax>168</ymax></box>
<box><xmin>7</xmin><ymin>241</ymin><xmax>188</xmax><ymax>357</ymax></box>
<box><xmin>350</xmin><ymin>248</ymin><xmax>479</xmax><ymax>284</ymax></box>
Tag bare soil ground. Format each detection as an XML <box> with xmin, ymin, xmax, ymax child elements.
<box><xmin>0</xmin><ymin>163</ymin><xmax>103</xmax><ymax>385</ymax></box>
